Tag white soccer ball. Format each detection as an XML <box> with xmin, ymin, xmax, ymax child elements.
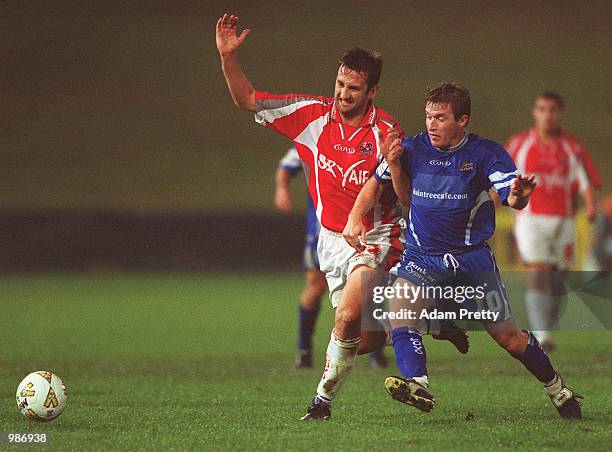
<box><xmin>16</xmin><ymin>371</ymin><xmax>68</xmax><ymax>422</ymax></box>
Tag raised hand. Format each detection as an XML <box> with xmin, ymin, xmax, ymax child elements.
<box><xmin>216</xmin><ymin>13</ymin><xmax>251</xmax><ymax>57</ymax></box>
<box><xmin>510</xmin><ymin>174</ymin><xmax>537</xmax><ymax>199</ymax></box>
<box><xmin>506</xmin><ymin>173</ymin><xmax>537</xmax><ymax>210</ymax></box>
<box><xmin>378</xmin><ymin>127</ymin><xmax>404</xmax><ymax>165</ymax></box>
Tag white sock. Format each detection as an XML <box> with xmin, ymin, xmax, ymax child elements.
<box><xmin>544</xmin><ymin>373</ymin><xmax>563</xmax><ymax>397</ymax></box>
<box><xmin>316</xmin><ymin>330</ymin><xmax>360</xmax><ymax>402</ymax></box>
<box><xmin>525</xmin><ymin>290</ymin><xmax>557</xmax><ymax>341</ymax></box>
<box><xmin>413</xmin><ymin>375</ymin><xmax>429</xmax><ymax>388</ymax></box>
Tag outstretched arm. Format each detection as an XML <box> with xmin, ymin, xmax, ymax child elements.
<box><xmin>215</xmin><ymin>13</ymin><xmax>255</xmax><ymax>111</ymax></box>
<box><xmin>343</xmin><ymin>177</ymin><xmax>385</xmax><ymax>252</ymax></box>
<box><xmin>506</xmin><ymin>174</ymin><xmax>537</xmax><ymax>210</ymax></box>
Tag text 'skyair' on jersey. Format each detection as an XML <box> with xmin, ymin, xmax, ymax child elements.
<box><xmin>255</xmin><ymin>91</ymin><xmax>404</xmax><ymax>236</ymax></box>
<box><xmin>375</xmin><ymin>132</ymin><xmax>517</xmax><ymax>254</ymax></box>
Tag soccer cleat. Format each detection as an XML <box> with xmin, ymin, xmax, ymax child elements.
<box><xmin>384</xmin><ymin>376</ymin><xmax>435</xmax><ymax>412</ymax></box>
<box><xmin>300</xmin><ymin>396</ymin><xmax>331</xmax><ymax>420</ymax></box>
<box><xmin>294</xmin><ymin>350</ymin><xmax>313</xmax><ymax>368</ymax></box>
<box><xmin>432</xmin><ymin>321</ymin><xmax>469</xmax><ymax>354</ymax></box>
<box><xmin>547</xmin><ymin>377</ymin><xmax>583</xmax><ymax>419</ymax></box>
<box><xmin>368</xmin><ymin>350</ymin><xmax>389</xmax><ymax>369</ymax></box>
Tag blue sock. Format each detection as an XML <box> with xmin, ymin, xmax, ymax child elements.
<box><xmin>511</xmin><ymin>330</ymin><xmax>556</xmax><ymax>383</ymax></box>
<box><xmin>298</xmin><ymin>304</ymin><xmax>320</xmax><ymax>351</ymax></box>
<box><xmin>392</xmin><ymin>327</ymin><xmax>428</xmax><ymax>378</ymax></box>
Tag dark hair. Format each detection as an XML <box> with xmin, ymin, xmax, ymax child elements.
<box><xmin>338</xmin><ymin>47</ymin><xmax>383</xmax><ymax>89</ymax></box>
<box><xmin>425</xmin><ymin>82</ymin><xmax>471</xmax><ymax>120</ymax></box>
<box><xmin>536</xmin><ymin>91</ymin><xmax>564</xmax><ymax>109</ymax></box>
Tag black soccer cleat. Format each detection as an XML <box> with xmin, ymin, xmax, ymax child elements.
<box><xmin>548</xmin><ymin>378</ymin><xmax>583</xmax><ymax>419</ymax></box>
<box><xmin>384</xmin><ymin>376</ymin><xmax>435</xmax><ymax>412</ymax></box>
<box><xmin>432</xmin><ymin>321</ymin><xmax>469</xmax><ymax>354</ymax></box>
<box><xmin>300</xmin><ymin>396</ymin><xmax>331</xmax><ymax>420</ymax></box>
<box><xmin>294</xmin><ymin>350</ymin><xmax>313</xmax><ymax>368</ymax></box>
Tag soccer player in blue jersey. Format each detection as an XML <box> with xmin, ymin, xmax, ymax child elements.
<box><xmin>275</xmin><ymin>146</ymin><xmax>389</xmax><ymax>369</ymax></box>
<box><xmin>344</xmin><ymin>83</ymin><xmax>583</xmax><ymax>418</ymax></box>
<box><xmin>275</xmin><ymin>146</ymin><xmax>327</xmax><ymax>368</ymax></box>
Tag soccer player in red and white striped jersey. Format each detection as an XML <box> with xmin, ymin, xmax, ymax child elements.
<box><xmin>216</xmin><ymin>13</ymin><xmax>468</xmax><ymax>420</ymax></box>
<box><xmin>506</xmin><ymin>92</ymin><xmax>601</xmax><ymax>351</ymax></box>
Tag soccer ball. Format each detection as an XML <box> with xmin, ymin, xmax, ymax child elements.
<box><xmin>16</xmin><ymin>371</ymin><xmax>68</xmax><ymax>422</ymax></box>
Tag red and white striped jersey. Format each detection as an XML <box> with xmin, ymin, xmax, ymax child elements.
<box><xmin>255</xmin><ymin>91</ymin><xmax>404</xmax><ymax>234</ymax></box>
<box><xmin>506</xmin><ymin>128</ymin><xmax>601</xmax><ymax>217</ymax></box>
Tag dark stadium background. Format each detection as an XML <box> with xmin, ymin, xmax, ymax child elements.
<box><xmin>2</xmin><ymin>0</ymin><xmax>610</xmax><ymax>270</ymax></box>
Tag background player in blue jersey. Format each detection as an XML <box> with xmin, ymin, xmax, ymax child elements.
<box><xmin>344</xmin><ymin>83</ymin><xmax>583</xmax><ymax>418</ymax></box>
<box><xmin>275</xmin><ymin>146</ymin><xmax>388</xmax><ymax>369</ymax></box>
<box><xmin>275</xmin><ymin>146</ymin><xmax>326</xmax><ymax>368</ymax></box>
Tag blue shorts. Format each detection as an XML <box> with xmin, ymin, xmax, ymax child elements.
<box><xmin>390</xmin><ymin>244</ymin><xmax>511</xmax><ymax>321</ymax></box>
<box><xmin>303</xmin><ymin>203</ymin><xmax>320</xmax><ymax>271</ymax></box>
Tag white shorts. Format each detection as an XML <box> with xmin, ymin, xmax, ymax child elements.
<box><xmin>317</xmin><ymin>224</ymin><xmax>405</xmax><ymax>308</ymax></box>
<box><xmin>514</xmin><ymin>214</ymin><xmax>576</xmax><ymax>269</ymax></box>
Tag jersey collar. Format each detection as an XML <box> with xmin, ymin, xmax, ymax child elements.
<box><xmin>432</xmin><ymin>131</ymin><xmax>469</xmax><ymax>153</ymax></box>
<box><xmin>530</xmin><ymin>127</ymin><xmax>564</xmax><ymax>144</ymax></box>
<box><xmin>330</xmin><ymin>101</ymin><xmax>377</xmax><ymax>127</ymax></box>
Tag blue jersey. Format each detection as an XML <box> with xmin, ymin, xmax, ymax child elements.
<box><xmin>278</xmin><ymin>145</ymin><xmax>303</xmax><ymax>177</ymax></box>
<box><xmin>279</xmin><ymin>147</ymin><xmax>320</xmax><ymax>269</ymax></box>
<box><xmin>375</xmin><ymin>132</ymin><xmax>517</xmax><ymax>254</ymax></box>
<box><xmin>279</xmin><ymin>146</ymin><xmax>318</xmax><ymax>235</ymax></box>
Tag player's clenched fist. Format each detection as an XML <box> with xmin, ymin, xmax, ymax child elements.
<box><xmin>378</xmin><ymin>127</ymin><xmax>404</xmax><ymax>165</ymax></box>
<box><xmin>343</xmin><ymin>214</ymin><xmax>366</xmax><ymax>252</ymax></box>
<box><xmin>216</xmin><ymin>13</ymin><xmax>251</xmax><ymax>56</ymax></box>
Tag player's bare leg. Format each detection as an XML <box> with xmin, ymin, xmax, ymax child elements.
<box><xmin>295</xmin><ymin>269</ymin><xmax>327</xmax><ymax>368</ymax></box>
<box><xmin>301</xmin><ymin>265</ymin><xmax>376</xmax><ymax>420</ymax></box>
<box><xmin>484</xmin><ymin>317</ymin><xmax>582</xmax><ymax>419</ymax></box>
<box><xmin>357</xmin><ymin>330</ymin><xmax>388</xmax><ymax>354</ymax></box>
<box><xmin>357</xmin><ymin>322</ymin><xmax>468</xmax><ymax>355</ymax></box>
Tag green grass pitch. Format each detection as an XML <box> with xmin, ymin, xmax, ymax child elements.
<box><xmin>1</xmin><ymin>272</ymin><xmax>610</xmax><ymax>450</ymax></box>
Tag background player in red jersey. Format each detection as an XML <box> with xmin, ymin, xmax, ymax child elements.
<box><xmin>216</xmin><ymin>13</ymin><xmax>466</xmax><ymax>420</ymax></box>
<box><xmin>506</xmin><ymin>92</ymin><xmax>601</xmax><ymax>351</ymax></box>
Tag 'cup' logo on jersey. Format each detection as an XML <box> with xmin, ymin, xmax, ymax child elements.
<box><xmin>318</xmin><ymin>155</ymin><xmax>369</xmax><ymax>188</ymax></box>
<box><xmin>333</xmin><ymin>144</ymin><xmax>356</xmax><ymax>154</ymax></box>
<box><xmin>429</xmin><ymin>160</ymin><xmax>452</xmax><ymax>166</ymax></box>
